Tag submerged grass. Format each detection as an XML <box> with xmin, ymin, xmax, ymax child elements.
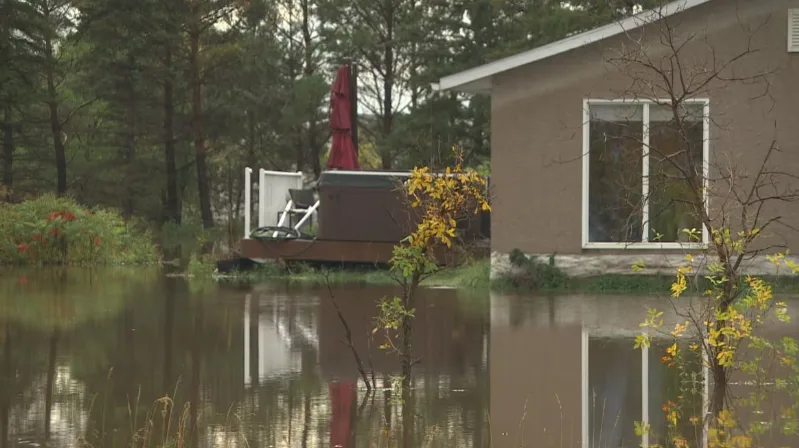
<box><xmin>80</xmin><ymin>376</ymin><xmax>247</xmax><ymax>448</ymax></box>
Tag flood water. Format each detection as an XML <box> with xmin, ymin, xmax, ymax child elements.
<box><xmin>1</xmin><ymin>268</ymin><xmax>797</xmax><ymax>447</ymax></box>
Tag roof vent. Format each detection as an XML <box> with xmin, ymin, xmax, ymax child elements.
<box><xmin>789</xmin><ymin>9</ymin><xmax>799</xmax><ymax>52</ymax></box>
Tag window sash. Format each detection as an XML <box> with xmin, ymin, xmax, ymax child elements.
<box><xmin>581</xmin><ymin>99</ymin><xmax>710</xmax><ymax>249</ymax></box>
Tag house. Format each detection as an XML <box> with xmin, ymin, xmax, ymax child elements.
<box><xmin>435</xmin><ymin>0</ymin><xmax>799</xmax><ymax>277</ymax></box>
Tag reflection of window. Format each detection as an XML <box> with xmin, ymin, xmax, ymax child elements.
<box><xmin>647</xmin><ymin>339</ymin><xmax>704</xmax><ymax>446</ymax></box>
<box><xmin>583</xmin><ymin>336</ymin><xmax>705</xmax><ymax>448</ymax></box>
<box><xmin>588</xmin><ymin>338</ymin><xmax>642</xmax><ymax>447</ymax></box>
<box><xmin>583</xmin><ymin>100</ymin><xmax>708</xmax><ymax>248</ymax></box>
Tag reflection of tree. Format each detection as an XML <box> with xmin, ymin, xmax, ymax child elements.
<box><xmin>190</xmin><ymin>296</ymin><xmax>203</xmax><ymax>448</ymax></box>
<box><xmin>44</xmin><ymin>329</ymin><xmax>58</xmax><ymax>439</ymax></box>
<box><xmin>0</xmin><ymin>278</ymin><xmax>490</xmax><ymax>448</ymax></box>
<box><xmin>163</xmin><ymin>278</ymin><xmax>176</xmax><ymax>394</ymax></box>
<box><xmin>1</xmin><ymin>326</ymin><xmax>10</xmax><ymax>448</ymax></box>
<box><xmin>0</xmin><ymin>267</ymin><xmax>157</xmax><ymax>330</ymax></box>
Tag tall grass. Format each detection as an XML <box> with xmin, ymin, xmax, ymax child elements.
<box><xmin>79</xmin><ymin>379</ymin><xmax>248</xmax><ymax>448</ymax></box>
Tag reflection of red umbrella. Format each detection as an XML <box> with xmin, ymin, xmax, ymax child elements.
<box><xmin>329</xmin><ymin>381</ymin><xmax>356</xmax><ymax>447</ymax></box>
<box><xmin>327</xmin><ymin>66</ymin><xmax>360</xmax><ymax>170</ymax></box>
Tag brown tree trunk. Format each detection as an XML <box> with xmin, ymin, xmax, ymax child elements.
<box><xmin>380</xmin><ymin>0</ymin><xmax>394</xmax><ymax>170</ymax></box>
<box><xmin>123</xmin><ymin>62</ymin><xmax>136</xmax><ymax>218</ymax></box>
<box><xmin>163</xmin><ymin>44</ymin><xmax>180</xmax><ymax>225</ymax></box>
<box><xmin>190</xmin><ymin>25</ymin><xmax>213</xmax><ymax>230</ymax></box>
<box><xmin>2</xmin><ymin>0</ymin><xmax>13</xmax><ymax>201</ymax></box>
<box><xmin>1</xmin><ymin>105</ymin><xmax>12</xmax><ymax>200</ymax></box>
<box><xmin>44</xmin><ymin>22</ymin><xmax>67</xmax><ymax>196</ymax></box>
<box><xmin>301</xmin><ymin>0</ymin><xmax>321</xmax><ymax>177</ymax></box>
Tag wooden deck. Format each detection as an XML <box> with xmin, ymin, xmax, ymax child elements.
<box><xmin>240</xmin><ymin>238</ymin><xmax>488</xmax><ymax>265</ymax></box>
<box><xmin>240</xmin><ymin>238</ymin><xmax>397</xmax><ymax>264</ymax></box>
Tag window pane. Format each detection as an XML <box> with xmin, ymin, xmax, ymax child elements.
<box><xmin>647</xmin><ymin>104</ymin><xmax>704</xmax><ymax>243</ymax></box>
<box><xmin>588</xmin><ymin>104</ymin><xmax>644</xmax><ymax>243</ymax></box>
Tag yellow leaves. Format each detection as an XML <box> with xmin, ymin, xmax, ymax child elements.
<box><xmin>671</xmin><ymin>321</ymin><xmax>690</xmax><ymax>337</ymax></box>
<box><xmin>634</xmin><ymin>333</ymin><xmax>651</xmax><ymax>350</ymax></box>
<box><xmin>786</xmin><ymin>259</ymin><xmax>799</xmax><ymax>274</ymax></box>
<box><xmin>397</xmin><ymin>146</ymin><xmax>490</xmax><ymax>270</ymax></box>
<box><xmin>745</xmin><ymin>277</ymin><xmax>773</xmax><ymax>311</ymax></box>
<box><xmin>631</xmin><ymin>260</ymin><xmax>646</xmax><ymax>272</ymax></box>
<box><xmin>672</xmin><ymin>437</ymin><xmax>689</xmax><ymax>448</ymax></box>
<box><xmin>671</xmin><ymin>264</ymin><xmax>692</xmax><ymax>297</ymax></box>
<box><xmin>767</xmin><ymin>252</ymin><xmax>785</xmax><ymax>268</ymax></box>
<box><xmin>661</xmin><ymin>343</ymin><xmax>679</xmax><ymax>367</ymax></box>
<box><xmin>709</xmin><ymin>410</ymin><xmax>753</xmax><ymax>448</ymax></box>
<box><xmin>667</xmin><ymin>410</ymin><xmax>679</xmax><ymax>427</ymax></box>
<box><xmin>641</xmin><ymin>308</ymin><xmax>664</xmax><ymax>329</ymax></box>
<box><xmin>776</xmin><ymin>301</ymin><xmax>790</xmax><ymax>323</ymax></box>
<box><xmin>716</xmin><ymin>347</ymin><xmax>735</xmax><ymax>367</ymax></box>
<box><xmin>661</xmin><ymin>400</ymin><xmax>679</xmax><ymax>426</ymax></box>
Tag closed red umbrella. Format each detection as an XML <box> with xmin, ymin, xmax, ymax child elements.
<box><xmin>327</xmin><ymin>66</ymin><xmax>360</xmax><ymax>170</ymax></box>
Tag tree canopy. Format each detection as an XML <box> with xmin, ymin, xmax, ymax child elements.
<box><xmin>0</xmin><ymin>0</ymin><xmax>653</xmax><ymax>230</ymax></box>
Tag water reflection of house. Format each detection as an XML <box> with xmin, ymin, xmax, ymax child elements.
<box><xmin>491</xmin><ymin>293</ymin><xmax>799</xmax><ymax>448</ymax></box>
<box><xmin>317</xmin><ymin>286</ymin><xmax>487</xmax><ymax>381</ymax></box>
<box><xmin>242</xmin><ymin>293</ymin><xmax>319</xmax><ymax>386</ymax></box>
<box><xmin>490</xmin><ymin>293</ymin><xmax>708</xmax><ymax>448</ymax></box>
<box><xmin>239</xmin><ymin>285</ymin><xmax>490</xmax><ymax>447</ymax></box>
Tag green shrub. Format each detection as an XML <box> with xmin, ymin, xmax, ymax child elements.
<box><xmin>506</xmin><ymin>249</ymin><xmax>569</xmax><ymax>290</ymax></box>
<box><xmin>0</xmin><ymin>194</ymin><xmax>157</xmax><ymax>265</ymax></box>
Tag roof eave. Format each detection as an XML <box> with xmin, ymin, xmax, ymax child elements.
<box><xmin>436</xmin><ymin>78</ymin><xmax>492</xmax><ymax>94</ymax></box>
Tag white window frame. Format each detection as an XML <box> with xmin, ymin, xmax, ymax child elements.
<box><xmin>581</xmin><ymin>98</ymin><xmax>710</xmax><ymax>250</ymax></box>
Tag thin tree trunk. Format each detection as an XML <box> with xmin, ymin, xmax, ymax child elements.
<box><xmin>44</xmin><ymin>16</ymin><xmax>67</xmax><ymax>195</ymax></box>
<box><xmin>1</xmin><ymin>105</ymin><xmax>12</xmax><ymax>200</ymax></box>
<box><xmin>190</xmin><ymin>24</ymin><xmax>213</xmax><ymax>230</ymax></box>
<box><xmin>380</xmin><ymin>0</ymin><xmax>394</xmax><ymax>170</ymax></box>
<box><xmin>301</xmin><ymin>0</ymin><xmax>320</xmax><ymax>177</ymax></box>
<box><xmin>123</xmin><ymin>61</ymin><xmax>137</xmax><ymax>218</ymax></box>
<box><xmin>164</xmin><ymin>43</ymin><xmax>180</xmax><ymax>225</ymax></box>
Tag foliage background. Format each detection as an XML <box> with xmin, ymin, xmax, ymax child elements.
<box><xmin>0</xmin><ymin>0</ymin><xmax>657</xmax><ymax>243</ymax></box>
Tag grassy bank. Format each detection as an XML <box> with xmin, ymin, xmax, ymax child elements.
<box><xmin>189</xmin><ymin>255</ymin><xmax>492</xmax><ymax>289</ymax></box>
<box><xmin>193</xmin><ymin>254</ymin><xmax>799</xmax><ymax>295</ymax></box>
<box><xmin>189</xmin><ymin>256</ymin><xmax>674</xmax><ymax>294</ymax></box>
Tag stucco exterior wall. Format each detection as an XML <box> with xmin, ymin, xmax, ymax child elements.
<box><xmin>490</xmin><ymin>0</ymin><xmax>799</xmax><ymax>276</ymax></box>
